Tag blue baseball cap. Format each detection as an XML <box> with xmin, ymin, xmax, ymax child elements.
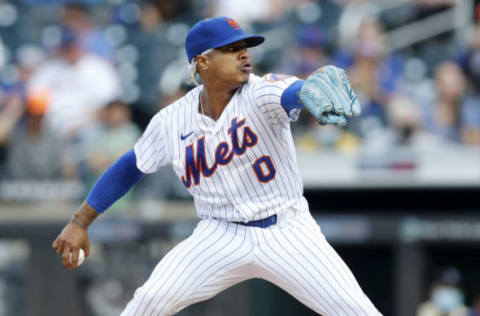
<box><xmin>185</xmin><ymin>17</ymin><xmax>265</xmax><ymax>63</ymax></box>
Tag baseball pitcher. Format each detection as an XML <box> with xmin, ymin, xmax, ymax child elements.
<box><xmin>53</xmin><ymin>17</ymin><xmax>382</xmax><ymax>316</ymax></box>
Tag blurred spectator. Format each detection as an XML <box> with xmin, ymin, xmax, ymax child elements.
<box><xmin>138</xmin><ymin>1</ymin><xmax>163</xmax><ymax>32</ymax></box>
<box><xmin>284</xmin><ymin>24</ymin><xmax>354</xmax><ymax>151</ymax></box>
<box><xmin>0</xmin><ymin>44</ymin><xmax>45</xmax><ymax>172</ymax></box>
<box><xmin>384</xmin><ymin>94</ymin><xmax>441</xmax><ymax>148</ymax></box>
<box><xmin>417</xmin><ymin>285</ymin><xmax>469</xmax><ymax>316</ymax></box>
<box><xmin>126</xmin><ymin>1</ymin><xmax>194</xmax><ymax>111</ymax></box>
<box><xmin>460</xmin><ymin>95</ymin><xmax>480</xmax><ymax>144</ymax></box>
<box><xmin>455</xmin><ymin>24</ymin><xmax>480</xmax><ymax>146</ymax></box>
<box><xmin>337</xmin><ymin>0</ymin><xmax>381</xmax><ymax>51</ymax></box>
<box><xmin>146</xmin><ymin>0</ymin><xmax>192</xmax><ymax>22</ymax></box>
<box><xmin>209</xmin><ymin>0</ymin><xmax>288</xmax><ymax>26</ymax></box>
<box><xmin>15</xmin><ymin>45</ymin><xmax>46</xmax><ymax>88</ymax></box>
<box><xmin>287</xmin><ymin>26</ymin><xmax>331</xmax><ymax>79</ymax></box>
<box><xmin>61</xmin><ymin>2</ymin><xmax>113</xmax><ymax>59</ymax></box>
<box><xmin>341</xmin><ymin>18</ymin><xmax>404</xmax><ymax>137</ymax></box>
<box><xmin>417</xmin><ymin>268</ymin><xmax>468</xmax><ymax>316</ymax></box>
<box><xmin>0</xmin><ymin>0</ymin><xmax>477</xmax><ymax>182</ymax></box>
<box><xmin>0</xmin><ymin>36</ymin><xmax>5</xmax><ymax>70</ymax></box>
<box><xmin>26</xmin><ymin>26</ymin><xmax>121</xmax><ymax>142</ymax></box>
<box><xmin>294</xmin><ymin>121</ymin><xmax>359</xmax><ymax>153</ymax></box>
<box><xmin>0</xmin><ymin>91</ymin><xmax>68</xmax><ymax>180</ymax></box>
<box><xmin>422</xmin><ymin>61</ymin><xmax>480</xmax><ymax>144</ymax></box>
<box><xmin>84</xmin><ymin>100</ymin><xmax>140</xmax><ymax>183</ymax></box>
<box><xmin>456</xmin><ymin>24</ymin><xmax>480</xmax><ymax>93</ymax></box>
<box><xmin>0</xmin><ymin>96</ymin><xmax>25</xmax><ymax>154</ymax></box>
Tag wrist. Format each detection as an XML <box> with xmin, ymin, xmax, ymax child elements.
<box><xmin>70</xmin><ymin>201</ymin><xmax>100</xmax><ymax>229</ymax></box>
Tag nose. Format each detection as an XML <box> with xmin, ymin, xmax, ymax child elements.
<box><xmin>238</xmin><ymin>48</ymin><xmax>248</xmax><ymax>60</ymax></box>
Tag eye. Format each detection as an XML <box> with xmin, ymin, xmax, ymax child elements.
<box><xmin>221</xmin><ymin>44</ymin><xmax>247</xmax><ymax>53</ymax></box>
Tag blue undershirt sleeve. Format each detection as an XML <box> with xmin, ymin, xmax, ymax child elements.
<box><xmin>86</xmin><ymin>149</ymin><xmax>145</xmax><ymax>213</ymax></box>
<box><xmin>280</xmin><ymin>80</ymin><xmax>304</xmax><ymax>116</ymax></box>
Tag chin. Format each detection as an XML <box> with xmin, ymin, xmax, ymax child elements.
<box><xmin>240</xmin><ymin>72</ymin><xmax>250</xmax><ymax>84</ymax></box>
<box><xmin>226</xmin><ymin>72</ymin><xmax>250</xmax><ymax>89</ymax></box>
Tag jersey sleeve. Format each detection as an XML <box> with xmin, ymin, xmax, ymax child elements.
<box><xmin>133</xmin><ymin>110</ymin><xmax>172</xmax><ymax>173</ymax></box>
<box><xmin>254</xmin><ymin>74</ymin><xmax>302</xmax><ymax>126</ymax></box>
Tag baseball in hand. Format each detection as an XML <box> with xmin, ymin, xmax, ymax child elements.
<box><xmin>69</xmin><ymin>249</ymin><xmax>86</xmax><ymax>267</ymax></box>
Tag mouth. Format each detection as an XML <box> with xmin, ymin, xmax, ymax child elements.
<box><xmin>240</xmin><ymin>62</ymin><xmax>252</xmax><ymax>73</ymax></box>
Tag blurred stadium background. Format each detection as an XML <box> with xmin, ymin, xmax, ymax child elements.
<box><xmin>0</xmin><ymin>0</ymin><xmax>479</xmax><ymax>315</ymax></box>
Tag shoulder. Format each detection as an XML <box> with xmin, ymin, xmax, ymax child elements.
<box><xmin>248</xmin><ymin>73</ymin><xmax>300</xmax><ymax>98</ymax></box>
<box><xmin>252</xmin><ymin>73</ymin><xmax>300</xmax><ymax>88</ymax></box>
<box><xmin>242</xmin><ymin>73</ymin><xmax>297</xmax><ymax>91</ymax></box>
<box><xmin>245</xmin><ymin>73</ymin><xmax>296</xmax><ymax>85</ymax></box>
<box><xmin>262</xmin><ymin>73</ymin><xmax>297</xmax><ymax>83</ymax></box>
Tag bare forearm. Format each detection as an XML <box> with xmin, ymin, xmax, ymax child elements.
<box><xmin>70</xmin><ymin>201</ymin><xmax>100</xmax><ymax>229</ymax></box>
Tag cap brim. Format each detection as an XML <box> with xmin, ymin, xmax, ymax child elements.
<box><xmin>213</xmin><ymin>34</ymin><xmax>265</xmax><ymax>49</ymax></box>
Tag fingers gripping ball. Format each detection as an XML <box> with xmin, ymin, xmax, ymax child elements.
<box><xmin>299</xmin><ymin>66</ymin><xmax>361</xmax><ymax>126</ymax></box>
<box><xmin>69</xmin><ymin>248</ymin><xmax>86</xmax><ymax>267</ymax></box>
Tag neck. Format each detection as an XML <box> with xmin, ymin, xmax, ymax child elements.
<box><xmin>201</xmin><ymin>83</ymin><xmax>238</xmax><ymax>121</ymax></box>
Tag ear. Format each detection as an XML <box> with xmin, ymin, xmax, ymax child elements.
<box><xmin>196</xmin><ymin>55</ymin><xmax>209</xmax><ymax>71</ymax></box>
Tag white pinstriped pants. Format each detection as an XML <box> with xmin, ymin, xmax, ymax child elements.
<box><xmin>121</xmin><ymin>208</ymin><xmax>382</xmax><ymax>316</ymax></box>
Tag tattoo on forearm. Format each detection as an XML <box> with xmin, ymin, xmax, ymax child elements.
<box><xmin>70</xmin><ymin>202</ymin><xmax>99</xmax><ymax>228</ymax></box>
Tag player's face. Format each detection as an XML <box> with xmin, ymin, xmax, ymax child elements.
<box><xmin>208</xmin><ymin>41</ymin><xmax>252</xmax><ymax>87</ymax></box>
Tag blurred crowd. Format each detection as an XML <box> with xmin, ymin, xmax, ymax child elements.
<box><xmin>0</xmin><ymin>0</ymin><xmax>479</xmax><ymax>201</ymax></box>
<box><xmin>0</xmin><ymin>2</ymin><xmax>480</xmax><ymax>315</ymax></box>
<box><xmin>417</xmin><ymin>267</ymin><xmax>480</xmax><ymax>316</ymax></box>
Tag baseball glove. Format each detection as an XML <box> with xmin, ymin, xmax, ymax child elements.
<box><xmin>299</xmin><ymin>65</ymin><xmax>361</xmax><ymax>126</ymax></box>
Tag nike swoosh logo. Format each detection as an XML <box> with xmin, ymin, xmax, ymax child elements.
<box><xmin>180</xmin><ymin>131</ymin><xmax>194</xmax><ymax>140</ymax></box>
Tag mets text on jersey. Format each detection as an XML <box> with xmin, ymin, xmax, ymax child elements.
<box><xmin>181</xmin><ymin>117</ymin><xmax>276</xmax><ymax>188</ymax></box>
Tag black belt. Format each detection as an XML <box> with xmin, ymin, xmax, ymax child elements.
<box><xmin>234</xmin><ymin>214</ymin><xmax>277</xmax><ymax>228</ymax></box>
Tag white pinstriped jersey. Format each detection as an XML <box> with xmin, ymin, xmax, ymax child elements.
<box><xmin>125</xmin><ymin>73</ymin><xmax>382</xmax><ymax>316</ymax></box>
<box><xmin>134</xmin><ymin>73</ymin><xmax>308</xmax><ymax>222</ymax></box>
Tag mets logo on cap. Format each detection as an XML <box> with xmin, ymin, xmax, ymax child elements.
<box><xmin>226</xmin><ymin>18</ymin><xmax>240</xmax><ymax>30</ymax></box>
